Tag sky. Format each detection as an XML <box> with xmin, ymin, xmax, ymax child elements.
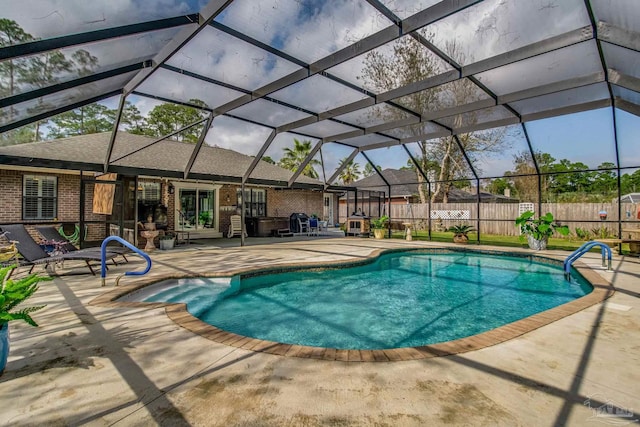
<box><xmin>2</xmin><ymin>0</ymin><xmax>639</xmax><ymax>182</ymax></box>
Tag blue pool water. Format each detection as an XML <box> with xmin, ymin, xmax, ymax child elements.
<box><xmin>129</xmin><ymin>251</ymin><xmax>592</xmax><ymax>350</ymax></box>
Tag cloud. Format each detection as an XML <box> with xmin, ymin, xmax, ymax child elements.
<box><xmin>204</xmin><ymin>115</ymin><xmax>272</xmax><ymax>156</ymax></box>
<box><xmin>3</xmin><ymin>0</ymin><xmax>204</xmax><ymax>39</ymax></box>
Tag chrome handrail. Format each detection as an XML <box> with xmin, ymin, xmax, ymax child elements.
<box><xmin>100</xmin><ymin>236</ymin><xmax>152</xmax><ymax>286</ymax></box>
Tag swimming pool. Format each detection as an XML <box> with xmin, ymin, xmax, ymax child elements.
<box><xmin>122</xmin><ymin>250</ymin><xmax>593</xmax><ymax>350</ymax></box>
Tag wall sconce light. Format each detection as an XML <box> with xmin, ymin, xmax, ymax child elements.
<box><xmin>168</xmin><ymin>184</ymin><xmax>175</xmax><ymax>194</ymax></box>
<box><xmin>225</xmin><ymin>194</ymin><xmax>230</xmax><ymax>203</ymax></box>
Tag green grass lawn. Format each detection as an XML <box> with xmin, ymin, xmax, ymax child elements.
<box><xmin>388</xmin><ymin>230</ymin><xmax>626</xmax><ymax>253</ymax></box>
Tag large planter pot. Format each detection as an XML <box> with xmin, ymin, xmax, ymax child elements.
<box><xmin>373</xmin><ymin>229</ymin><xmax>386</xmax><ymax>239</ymax></box>
<box><xmin>0</xmin><ymin>322</ymin><xmax>9</xmax><ymax>375</ymax></box>
<box><xmin>159</xmin><ymin>238</ymin><xmax>175</xmax><ymax>250</ymax></box>
<box><xmin>527</xmin><ymin>234</ymin><xmax>548</xmax><ymax>250</ymax></box>
<box><xmin>453</xmin><ymin>234</ymin><xmax>469</xmax><ymax>244</ymax></box>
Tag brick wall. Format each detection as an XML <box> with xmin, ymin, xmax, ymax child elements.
<box><xmin>0</xmin><ymin>170</ymin><xmax>21</xmax><ymax>223</ymax></box>
<box><xmin>267</xmin><ymin>188</ymin><xmax>323</xmax><ymax>218</ymax></box>
<box><xmin>168</xmin><ymin>184</ymin><xmax>322</xmax><ymax>235</ymax></box>
<box><xmin>0</xmin><ymin>169</ymin><xmax>107</xmax><ymax>241</ymax></box>
<box><xmin>1</xmin><ymin>169</ymin><xmax>324</xmax><ymax>241</ymax></box>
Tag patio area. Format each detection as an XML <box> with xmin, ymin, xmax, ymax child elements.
<box><xmin>1</xmin><ymin>238</ymin><xmax>638</xmax><ymax>426</ymax></box>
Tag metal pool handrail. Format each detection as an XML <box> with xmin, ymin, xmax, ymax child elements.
<box><xmin>101</xmin><ymin>236</ymin><xmax>151</xmax><ymax>287</ymax></box>
<box><xmin>564</xmin><ymin>241</ymin><xmax>612</xmax><ymax>279</ymax></box>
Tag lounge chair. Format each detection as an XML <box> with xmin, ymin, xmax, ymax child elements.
<box><xmin>227</xmin><ymin>215</ymin><xmax>247</xmax><ymax>238</ymax></box>
<box><xmin>36</xmin><ymin>225</ymin><xmax>130</xmax><ymax>263</ymax></box>
<box><xmin>0</xmin><ymin>224</ymin><xmax>118</xmax><ymax>275</ymax></box>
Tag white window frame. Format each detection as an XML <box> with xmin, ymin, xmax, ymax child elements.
<box><xmin>23</xmin><ymin>175</ymin><xmax>58</xmax><ymax>220</ymax></box>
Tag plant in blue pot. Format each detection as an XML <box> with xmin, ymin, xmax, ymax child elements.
<box><xmin>0</xmin><ymin>265</ymin><xmax>49</xmax><ymax>375</ymax></box>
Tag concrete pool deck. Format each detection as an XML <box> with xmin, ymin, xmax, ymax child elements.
<box><xmin>1</xmin><ymin>237</ymin><xmax>638</xmax><ymax>426</ymax></box>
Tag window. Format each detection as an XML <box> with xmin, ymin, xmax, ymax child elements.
<box><xmin>23</xmin><ymin>175</ymin><xmax>57</xmax><ymax>220</ymax></box>
<box><xmin>138</xmin><ymin>182</ymin><xmax>161</xmax><ymax>204</ymax></box>
<box><xmin>237</xmin><ymin>188</ymin><xmax>267</xmax><ymax>217</ymax></box>
<box><xmin>137</xmin><ymin>181</ymin><xmax>163</xmax><ymax>223</ymax></box>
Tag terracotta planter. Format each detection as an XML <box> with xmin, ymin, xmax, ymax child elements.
<box><xmin>0</xmin><ymin>322</ymin><xmax>9</xmax><ymax>375</ymax></box>
<box><xmin>373</xmin><ymin>229</ymin><xmax>386</xmax><ymax>239</ymax></box>
<box><xmin>527</xmin><ymin>234</ymin><xmax>548</xmax><ymax>250</ymax></box>
<box><xmin>453</xmin><ymin>234</ymin><xmax>469</xmax><ymax>244</ymax></box>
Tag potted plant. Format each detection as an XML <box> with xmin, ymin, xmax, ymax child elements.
<box><xmin>515</xmin><ymin>211</ymin><xmax>569</xmax><ymax>250</ymax></box>
<box><xmin>370</xmin><ymin>215</ymin><xmax>389</xmax><ymax>239</ymax></box>
<box><xmin>1</xmin><ymin>264</ymin><xmax>49</xmax><ymax>374</ymax></box>
<box><xmin>159</xmin><ymin>234</ymin><xmax>175</xmax><ymax>250</ymax></box>
<box><xmin>198</xmin><ymin>211</ymin><xmax>211</xmax><ymax>227</ymax></box>
<box><xmin>446</xmin><ymin>224</ymin><xmax>476</xmax><ymax>244</ymax></box>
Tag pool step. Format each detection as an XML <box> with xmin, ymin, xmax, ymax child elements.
<box><xmin>122</xmin><ymin>277</ymin><xmax>237</xmax><ymax>318</ymax></box>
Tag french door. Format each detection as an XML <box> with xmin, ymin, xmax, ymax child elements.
<box><xmin>173</xmin><ymin>182</ymin><xmax>220</xmax><ymax>234</ymax></box>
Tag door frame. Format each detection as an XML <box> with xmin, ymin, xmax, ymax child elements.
<box><xmin>171</xmin><ymin>181</ymin><xmax>222</xmax><ymax>237</ymax></box>
<box><xmin>323</xmin><ymin>193</ymin><xmax>334</xmax><ymax>225</ymax></box>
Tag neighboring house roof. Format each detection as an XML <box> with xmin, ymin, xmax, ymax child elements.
<box><xmin>620</xmin><ymin>193</ymin><xmax>640</xmax><ymax>203</ymax></box>
<box><xmin>0</xmin><ymin>132</ymin><xmax>321</xmax><ymax>187</ymax></box>
<box><xmin>353</xmin><ymin>168</ymin><xmax>518</xmax><ymax>202</ymax></box>
<box><xmin>353</xmin><ymin>169</ymin><xmax>418</xmax><ymax>197</ymax></box>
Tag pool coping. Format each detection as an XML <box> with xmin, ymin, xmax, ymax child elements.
<box><xmin>90</xmin><ymin>247</ymin><xmax>615</xmax><ymax>362</ymax></box>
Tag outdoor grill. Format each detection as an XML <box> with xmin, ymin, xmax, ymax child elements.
<box><xmin>289</xmin><ymin>212</ymin><xmax>309</xmax><ymax>233</ymax></box>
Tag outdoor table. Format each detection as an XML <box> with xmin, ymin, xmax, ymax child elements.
<box><xmin>621</xmin><ymin>228</ymin><xmax>640</xmax><ymax>255</ymax></box>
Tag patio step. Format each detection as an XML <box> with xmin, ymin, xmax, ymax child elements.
<box><xmin>275</xmin><ymin>228</ymin><xmax>293</xmax><ymax>237</ymax></box>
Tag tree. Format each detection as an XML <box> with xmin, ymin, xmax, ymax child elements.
<box><xmin>47</xmin><ymin>103</ymin><xmax>116</xmax><ymax>138</ymax></box>
<box><xmin>278</xmin><ymin>138</ymin><xmax>321</xmax><ymax>179</ymax></box>
<box><xmin>120</xmin><ymin>102</ymin><xmax>145</xmax><ymax>133</ymax></box>
<box><xmin>136</xmin><ymin>99</ymin><xmax>209</xmax><ymax>142</ymax></box>
<box><xmin>621</xmin><ymin>169</ymin><xmax>640</xmax><ymax>195</ymax></box>
<box><xmin>0</xmin><ymin>19</ymin><xmax>35</xmax><ymax>99</ymax></box>
<box><xmin>0</xmin><ymin>20</ymin><xmax>104</xmax><ymax>143</ymax></box>
<box><xmin>261</xmin><ymin>156</ymin><xmax>275</xmax><ymax>164</ymax></box>
<box><xmin>363</xmin><ymin>162</ymin><xmax>381</xmax><ymax>177</ymax></box>
<box><xmin>0</xmin><ymin>125</ymin><xmax>38</xmax><ymax>146</ymax></box>
<box><xmin>0</xmin><ymin>19</ymin><xmax>36</xmax><ymax>144</ymax></box>
<box><xmin>485</xmin><ymin>177</ymin><xmax>514</xmax><ymax>196</ymax></box>
<box><xmin>338</xmin><ymin>158</ymin><xmax>360</xmax><ymax>184</ymax></box>
<box><xmin>362</xmin><ymin>36</ymin><xmax>506</xmax><ymax>203</ymax></box>
<box><xmin>71</xmin><ymin>49</ymin><xmax>99</xmax><ymax>77</ymax></box>
<box><xmin>20</xmin><ymin>50</ymin><xmax>75</xmax><ymax>140</ymax></box>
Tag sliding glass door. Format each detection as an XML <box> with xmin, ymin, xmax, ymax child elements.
<box><xmin>174</xmin><ymin>182</ymin><xmax>220</xmax><ymax>234</ymax></box>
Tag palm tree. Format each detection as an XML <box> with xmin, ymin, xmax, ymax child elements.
<box><xmin>278</xmin><ymin>139</ymin><xmax>321</xmax><ymax>179</ymax></box>
<box><xmin>338</xmin><ymin>158</ymin><xmax>361</xmax><ymax>184</ymax></box>
<box><xmin>363</xmin><ymin>162</ymin><xmax>381</xmax><ymax>177</ymax></box>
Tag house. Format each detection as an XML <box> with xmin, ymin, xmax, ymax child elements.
<box><xmin>352</xmin><ymin>169</ymin><xmax>519</xmax><ymax>204</ymax></box>
<box><xmin>0</xmin><ymin>132</ymin><xmax>332</xmax><ymax>245</ymax></box>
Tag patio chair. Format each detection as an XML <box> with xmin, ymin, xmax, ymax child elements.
<box><xmin>228</xmin><ymin>215</ymin><xmax>247</xmax><ymax>238</ymax></box>
<box><xmin>308</xmin><ymin>217</ymin><xmax>319</xmax><ymax>236</ymax></box>
<box><xmin>36</xmin><ymin>225</ymin><xmax>130</xmax><ymax>263</ymax></box>
<box><xmin>0</xmin><ymin>224</ymin><xmax>118</xmax><ymax>275</ymax></box>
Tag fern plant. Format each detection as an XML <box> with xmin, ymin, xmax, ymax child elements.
<box><xmin>0</xmin><ymin>265</ymin><xmax>49</xmax><ymax>327</ymax></box>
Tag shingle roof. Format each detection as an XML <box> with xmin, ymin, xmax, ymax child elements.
<box><xmin>353</xmin><ymin>169</ymin><xmax>422</xmax><ymax>197</ymax></box>
<box><xmin>0</xmin><ymin>132</ymin><xmax>321</xmax><ymax>186</ymax></box>
<box><xmin>353</xmin><ymin>169</ymin><xmax>517</xmax><ymax>202</ymax></box>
